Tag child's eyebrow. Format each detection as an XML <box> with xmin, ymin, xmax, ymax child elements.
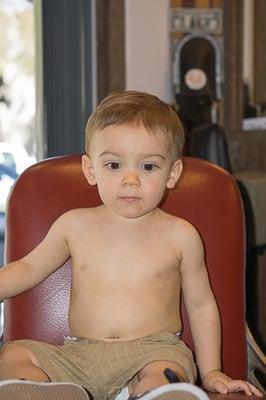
<box><xmin>143</xmin><ymin>153</ymin><xmax>166</xmax><ymax>160</ymax></box>
<box><xmin>99</xmin><ymin>151</ymin><xmax>166</xmax><ymax>160</ymax></box>
<box><xmin>99</xmin><ymin>151</ymin><xmax>120</xmax><ymax>158</ymax></box>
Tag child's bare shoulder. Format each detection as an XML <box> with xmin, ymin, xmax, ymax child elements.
<box><xmin>53</xmin><ymin>206</ymin><xmax>102</xmax><ymax>229</ymax></box>
<box><xmin>161</xmin><ymin>210</ymin><xmax>201</xmax><ymax>243</ymax></box>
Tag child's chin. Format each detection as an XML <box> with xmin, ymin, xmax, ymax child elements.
<box><xmin>115</xmin><ymin>207</ymin><xmax>152</xmax><ymax>220</ymax></box>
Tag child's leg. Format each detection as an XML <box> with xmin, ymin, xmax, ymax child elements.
<box><xmin>130</xmin><ymin>360</ymin><xmax>187</xmax><ymax>396</ymax></box>
<box><xmin>0</xmin><ymin>343</ymin><xmax>92</xmax><ymax>399</ymax></box>
<box><xmin>0</xmin><ymin>342</ymin><xmax>50</xmax><ymax>381</ymax></box>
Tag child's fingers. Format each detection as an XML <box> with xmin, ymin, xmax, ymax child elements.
<box><xmin>225</xmin><ymin>380</ymin><xmax>263</xmax><ymax>397</ymax></box>
<box><xmin>249</xmin><ymin>383</ymin><xmax>264</xmax><ymax>397</ymax></box>
<box><xmin>211</xmin><ymin>380</ymin><xmax>229</xmax><ymax>394</ymax></box>
<box><xmin>203</xmin><ymin>371</ymin><xmax>263</xmax><ymax>397</ymax></box>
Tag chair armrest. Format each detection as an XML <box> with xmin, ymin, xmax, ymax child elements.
<box><xmin>208</xmin><ymin>394</ymin><xmax>265</xmax><ymax>400</ymax></box>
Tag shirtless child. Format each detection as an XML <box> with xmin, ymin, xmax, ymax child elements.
<box><xmin>0</xmin><ymin>91</ymin><xmax>262</xmax><ymax>400</ymax></box>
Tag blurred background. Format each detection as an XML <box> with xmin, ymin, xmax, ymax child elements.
<box><xmin>0</xmin><ymin>0</ymin><xmax>36</xmax><ymax>262</ymax></box>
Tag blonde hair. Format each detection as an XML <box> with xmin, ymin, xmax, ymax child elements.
<box><xmin>85</xmin><ymin>90</ymin><xmax>184</xmax><ymax>159</ymax></box>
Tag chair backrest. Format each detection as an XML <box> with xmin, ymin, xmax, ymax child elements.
<box><xmin>3</xmin><ymin>155</ymin><xmax>247</xmax><ymax>380</ymax></box>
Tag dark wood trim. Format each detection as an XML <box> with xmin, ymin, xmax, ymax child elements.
<box><xmin>96</xmin><ymin>0</ymin><xmax>125</xmax><ymax>103</ymax></box>
<box><xmin>254</xmin><ymin>0</ymin><xmax>266</xmax><ymax>104</ymax></box>
<box><xmin>223</xmin><ymin>0</ymin><xmax>243</xmax><ymax>137</ymax></box>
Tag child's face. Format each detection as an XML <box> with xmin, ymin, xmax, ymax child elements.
<box><xmin>82</xmin><ymin>124</ymin><xmax>183</xmax><ymax>219</ymax></box>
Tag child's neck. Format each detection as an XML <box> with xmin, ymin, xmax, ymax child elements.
<box><xmin>100</xmin><ymin>205</ymin><xmax>160</xmax><ymax>225</ymax></box>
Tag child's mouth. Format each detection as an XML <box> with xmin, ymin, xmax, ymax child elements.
<box><xmin>118</xmin><ymin>196</ymin><xmax>141</xmax><ymax>203</ymax></box>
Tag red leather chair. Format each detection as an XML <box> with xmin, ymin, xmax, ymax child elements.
<box><xmin>3</xmin><ymin>155</ymin><xmax>250</xmax><ymax>396</ymax></box>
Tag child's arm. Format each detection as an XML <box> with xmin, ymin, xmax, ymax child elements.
<box><xmin>0</xmin><ymin>213</ymin><xmax>70</xmax><ymax>302</ymax></box>
<box><xmin>180</xmin><ymin>223</ymin><xmax>262</xmax><ymax>396</ymax></box>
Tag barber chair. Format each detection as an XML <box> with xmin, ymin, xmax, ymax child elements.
<box><xmin>2</xmin><ymin>155</ymin><xmax>263</xmax><ymax>398</ymax></box>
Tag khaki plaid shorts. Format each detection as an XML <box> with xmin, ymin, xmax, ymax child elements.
<box><xmin>14</xmin><ymin>331</ymin><xmax>197</xmax><ymax>400</ymax></box>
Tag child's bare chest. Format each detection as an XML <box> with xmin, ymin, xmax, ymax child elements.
<box><xmin>70</xmin><ymin>226</ymin><xmax>180</xmax><ymax>281</ymax></box>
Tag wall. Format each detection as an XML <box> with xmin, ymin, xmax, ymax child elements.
<box><xmin>125</xmin><ymin>0</ymin><xmax>174</xmax><ymax>103</ymax></box>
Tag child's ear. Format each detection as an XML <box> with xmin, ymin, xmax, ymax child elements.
<box><xmin>167</xmin><ymin>158</ymin><xmax>183</xmax><ymax>189</ymax></box>
<box><xmin>82</xmin><ymin>154</ymin><xmax>97</xmax><ymax>186</ymax></box>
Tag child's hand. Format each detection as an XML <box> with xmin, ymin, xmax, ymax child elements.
<box><xmin>202</xmin><ymin>370</ymin><xmax>263</xmax><ymax>396</ymax></box>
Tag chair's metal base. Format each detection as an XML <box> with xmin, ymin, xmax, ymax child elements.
<box><xmin>247</xmin><ymin>324</ymin><xmax>266</xmax><ymax>394</ymax></box>
<box><xmin>0</xmin><ymin>301</ymin><xmax>3</xmax><ymax>347</ymax></box>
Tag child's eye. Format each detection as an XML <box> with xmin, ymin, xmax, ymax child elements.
<box><xmin>105</xmin><ymin>162</ymin><xmax>121</xmax><ymax>170</ymax></box>
<box><xmin>143</xmin><ymin>163</ymin><xmax>159</xmax><ymax>171</ymax></box>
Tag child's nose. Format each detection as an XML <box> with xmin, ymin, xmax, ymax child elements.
<box><xmin>122</xmin><ymin>171</ymin><xmax>140</xmax><ymax>187</ymax></box>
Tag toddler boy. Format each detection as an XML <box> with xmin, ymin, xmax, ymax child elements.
<box><xmin>0</xmin><ymin>91</ymin><xmax>262</xmax><ymax>399</ymax></box>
